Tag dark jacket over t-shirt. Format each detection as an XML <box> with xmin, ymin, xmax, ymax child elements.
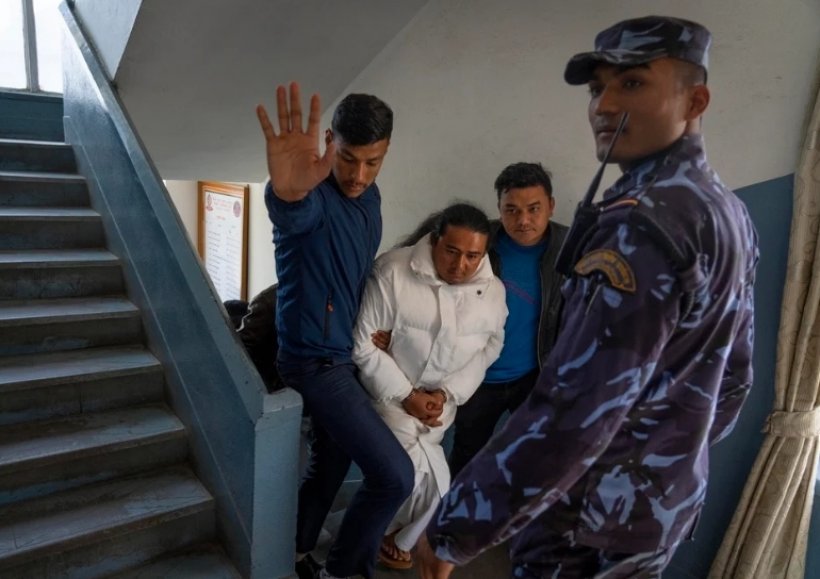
<box><xmin>265</xmin><ymin>176</ymin><xmax>382</xmax><ymax>360</ymax></box>
<box><xmin>488</xmin><ymin>219</ymin><xmax>568</xmax><ymax>368</ymax></box>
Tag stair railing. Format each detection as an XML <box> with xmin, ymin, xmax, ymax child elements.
<box><xmin>58</xmin><ymin>3</ymin><xmax>301</xmax><ymax>577</ymax></box>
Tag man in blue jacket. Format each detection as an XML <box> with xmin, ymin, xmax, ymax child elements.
<box><xmin>418</xmin><ymin>16</ymin><xmax>758</xmax><ymax>579</ymax></box>
<box><xmin>257</xmin><ymin>83</ymin><xmax>413</xmax><ymax>579</ymax></box>
<box><xmin>448</xmin><ymin>162</ymin><xmax>567</xmax><ymax>477</ymax></box>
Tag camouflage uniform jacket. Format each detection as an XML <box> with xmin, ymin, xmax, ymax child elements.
<box><xmin>428</xmin><ymin>134</ymin><xmax>759</xmax><ymax>562</ymax></box>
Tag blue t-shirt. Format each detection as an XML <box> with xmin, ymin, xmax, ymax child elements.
<box><xmin>484</xmin><ymin>231</ymin><xmax>545</xmax><ymax>383</ymax></box>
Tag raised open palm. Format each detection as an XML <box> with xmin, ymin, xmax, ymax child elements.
<box><xmin>256</xmin><ymin>82</ymin><xmax>335</xmax><ymax>202</ymax></box>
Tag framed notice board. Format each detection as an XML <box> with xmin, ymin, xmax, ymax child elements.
<box><xmin>197</xmin><ymin>181</ymin><xmax>249</xmax><ymax>301</ymax></box>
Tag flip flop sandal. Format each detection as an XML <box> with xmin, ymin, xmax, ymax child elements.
<box><xmin>378</xmin><ymin>537</ymin><xmax>414</xmax><ymax>570</ymax></box>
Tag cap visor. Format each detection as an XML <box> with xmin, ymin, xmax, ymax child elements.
<box><xmin>564</xmin><ymin>51</ymin><xmax>652</xmax><ymax>85</ymax></box>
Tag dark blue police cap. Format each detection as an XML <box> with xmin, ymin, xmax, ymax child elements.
<box><xmin>564</xmin><ymin>15</ymin><xmax>712</xmax><ymax>85</ymax></box>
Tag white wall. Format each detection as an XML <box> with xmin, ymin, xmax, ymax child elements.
<box><xmin>73</xmin><ymin>0</ymin><xmax>141</xmax><ymax>78</ymax></box>
<box><xmin>323</xmin><ymin>0</ymin><xmax>820</xmax><ymax>248</ymax></box>
<box><xmin>247</xmin><ymin>182</ymin><xmax>277</xmax><ymax>298</ymax></box>
<box><xmin>110</xmin><ymin>0</ymin><xmax>427</xmax><ymax>182</ymax></box>
<box><xmin>165</xmin><ymin>0</ymin><xmax>819</xmax><ymax>294</ymax></box>
<box><xmin>164</xmin><ymin>180</ymin><xmax>198</xmax><ymax>246</ymax></box>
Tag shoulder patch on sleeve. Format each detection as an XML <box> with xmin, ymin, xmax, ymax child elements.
<box><xmin>574</xmin><ymin>249</ymin><xmax>636</xmax><ymax>293</ymax></box>
<box><xmin>601</xmin><ymin>198</ymin><xmax>639</xmax><ymax>213</ymax></box>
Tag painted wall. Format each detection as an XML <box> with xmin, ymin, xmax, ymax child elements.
<box><xmin>321</xmin><ymin>0</ymin><xmax>819</xmax><ymax>249</ymax></box>
<box><xmin>72</xmin><ymin>0</ymin><xmax>141</xmax><ymax>79</ymax></box>
<box><xmin>164</xmin><ymin>180</ymin><xmax>197</xmax><ymax>246</ymax></box>
<box><xmin>247</xmin><ymin>182</ymin><xmax>277</xmax><ymax>298</ymax></box>
<box><xmin>666</xmin><ymin>174</ymin><xmax>793</xmax><ymax>577</ymax></box>
<box><xmin>90</xmin><ymin>0</ymin><xmax>427</xmax><ymax>182</ymax></box>
<box><xmin>137</xmin><ymin>0</ymin><xmax>820</xmax><ymax>301</ymax></box>
<box><xmin>808</xmin><ymin>492</ymin><xmax>820</xmax><ymax>578</ymax></box>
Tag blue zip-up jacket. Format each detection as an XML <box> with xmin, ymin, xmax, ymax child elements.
<box><xmin>265</xmin><ymin>176</ymin><xmax>382</xmax><ymax>360</ymax></box>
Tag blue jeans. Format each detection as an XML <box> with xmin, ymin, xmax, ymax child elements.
<box><xmin>278</xmin><ymin>356</ymin><xmax>414</xmax><ymax>579</ymax></box>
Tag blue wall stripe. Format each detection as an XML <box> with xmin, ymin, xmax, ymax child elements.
<box><xmin>666</xmin><ymin>173</ymin><xmax>795</xmax><ymax>577</ymax></box>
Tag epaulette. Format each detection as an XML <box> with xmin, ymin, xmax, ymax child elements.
<box><xmin>627</xmin><ymin>201</ymin><xmax>698</xmax><ymax>319</ymax></box>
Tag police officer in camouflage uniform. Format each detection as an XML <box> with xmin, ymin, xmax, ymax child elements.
<box><xmin>417</xmin><ymin>15</ymin><xmax>759</xmax><ymax>579</ymax></box>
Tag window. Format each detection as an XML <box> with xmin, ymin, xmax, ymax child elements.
<box><xmin>33</xmin><ymin>0</ymin><xmax>64</xmax><ymax>93</ymax></box>
<box><xmin>0</xmin><ymin>0</ymin><xmax>27</xmax><ymax>89</ymax></box>
<box><xmin>0</xmin><ymin>0</ymin><xmax>64</xmax><ymax>93</ymax></box>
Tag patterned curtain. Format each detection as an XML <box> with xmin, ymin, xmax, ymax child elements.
<box><xmin>709</xmin><ymin>87</ymin><xmax>820</xmax><ymax>577</ymax></box>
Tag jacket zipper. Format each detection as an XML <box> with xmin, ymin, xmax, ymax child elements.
<box><xmin>323</xmin><ymin>292</ymin><xmax>334</xmax><ymax>340</ymax></box>
<box><xmin>537</xmin><ymin>270</ymin><xmax>544</xmax><ymax>368</ymax></box>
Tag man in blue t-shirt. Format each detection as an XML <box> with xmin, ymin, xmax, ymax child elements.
<box><xmin>257</xmin><ymin>83</ymin><xmax>414</xmax><ymax>579</ymax></box>
<box><xmin>449</xmin><ymin>162</ymin><xmax>567</xmax><ymax>476</ymax></box>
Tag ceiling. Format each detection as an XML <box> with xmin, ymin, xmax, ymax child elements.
<box><xmin>79</xmin><ymin>0</ymin><xmax>429</xmax><ymax>182</ymax></box>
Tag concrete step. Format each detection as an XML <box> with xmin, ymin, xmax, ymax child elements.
<box><xmin>0</xmin><ymin>297</ymin><xmax>142</xmax><ymax>356</ymax></box>
<box><xmin>0</xmin><ymin>405</ymin><xmax>187</xmax><ymax>507</ymax></box>
<box><xmin>0</xmin><ymin>346</ymin><xmax>164</xmax><ymax>427</ymax></box>
<box><xmin>0</xmin><ymin>139</ymin><xmax>76</xmax><ymax>174</ymax></box>
<box><xmin>112</xmin><ymin>544</ymin><xmax>241</xmax><ymax>579</ymax></box>
<box><xmin>0</xmin><ymin>92</ymin><xmax>63</xmax><ymax>142</ymax></box>
<box><xmin>0</xmin><ymin>171</ymin><xmax>88</xmax><ymax>207</ymax></box>
<box><xmin>0</xmin><ymin>249</ymin><xmax>123</xmax><ymax>299</ymax></box>
<box><xmin>0</xmin><ymin>207</ymin><xmax>104</xmax><ymax>250</ymax></box>
<box><xmin>0</xmin><ymin>465</ymin><xmax>214</xmax><ymax>578</ymax></box>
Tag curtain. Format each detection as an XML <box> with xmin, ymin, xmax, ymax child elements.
<box><xmin>709</xmin><ymin>87</ymin><xmax>820</xmax><ymax>578</ymax></box>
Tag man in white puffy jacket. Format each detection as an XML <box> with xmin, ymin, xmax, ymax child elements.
<box><xmin>352</xmin><ymin>203</ymin><xmax>508</xmax><ymax>570</ymax></box>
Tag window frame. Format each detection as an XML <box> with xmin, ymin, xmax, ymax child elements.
<box><xmin>3</xmin><ymin>0</ymin><xmax>63</xmax><ymax>94</ymax></box>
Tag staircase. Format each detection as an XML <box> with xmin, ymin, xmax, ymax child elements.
<box><xmin>0</xmin><ymin>94</ymin><xmax>240</xmax><ymax>578</ymax></box>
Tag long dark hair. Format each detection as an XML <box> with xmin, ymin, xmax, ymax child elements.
<box><xmin>396</xmin><ymin>202</ymin><xmax>490</xmax><ymax>248</ymax></box>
